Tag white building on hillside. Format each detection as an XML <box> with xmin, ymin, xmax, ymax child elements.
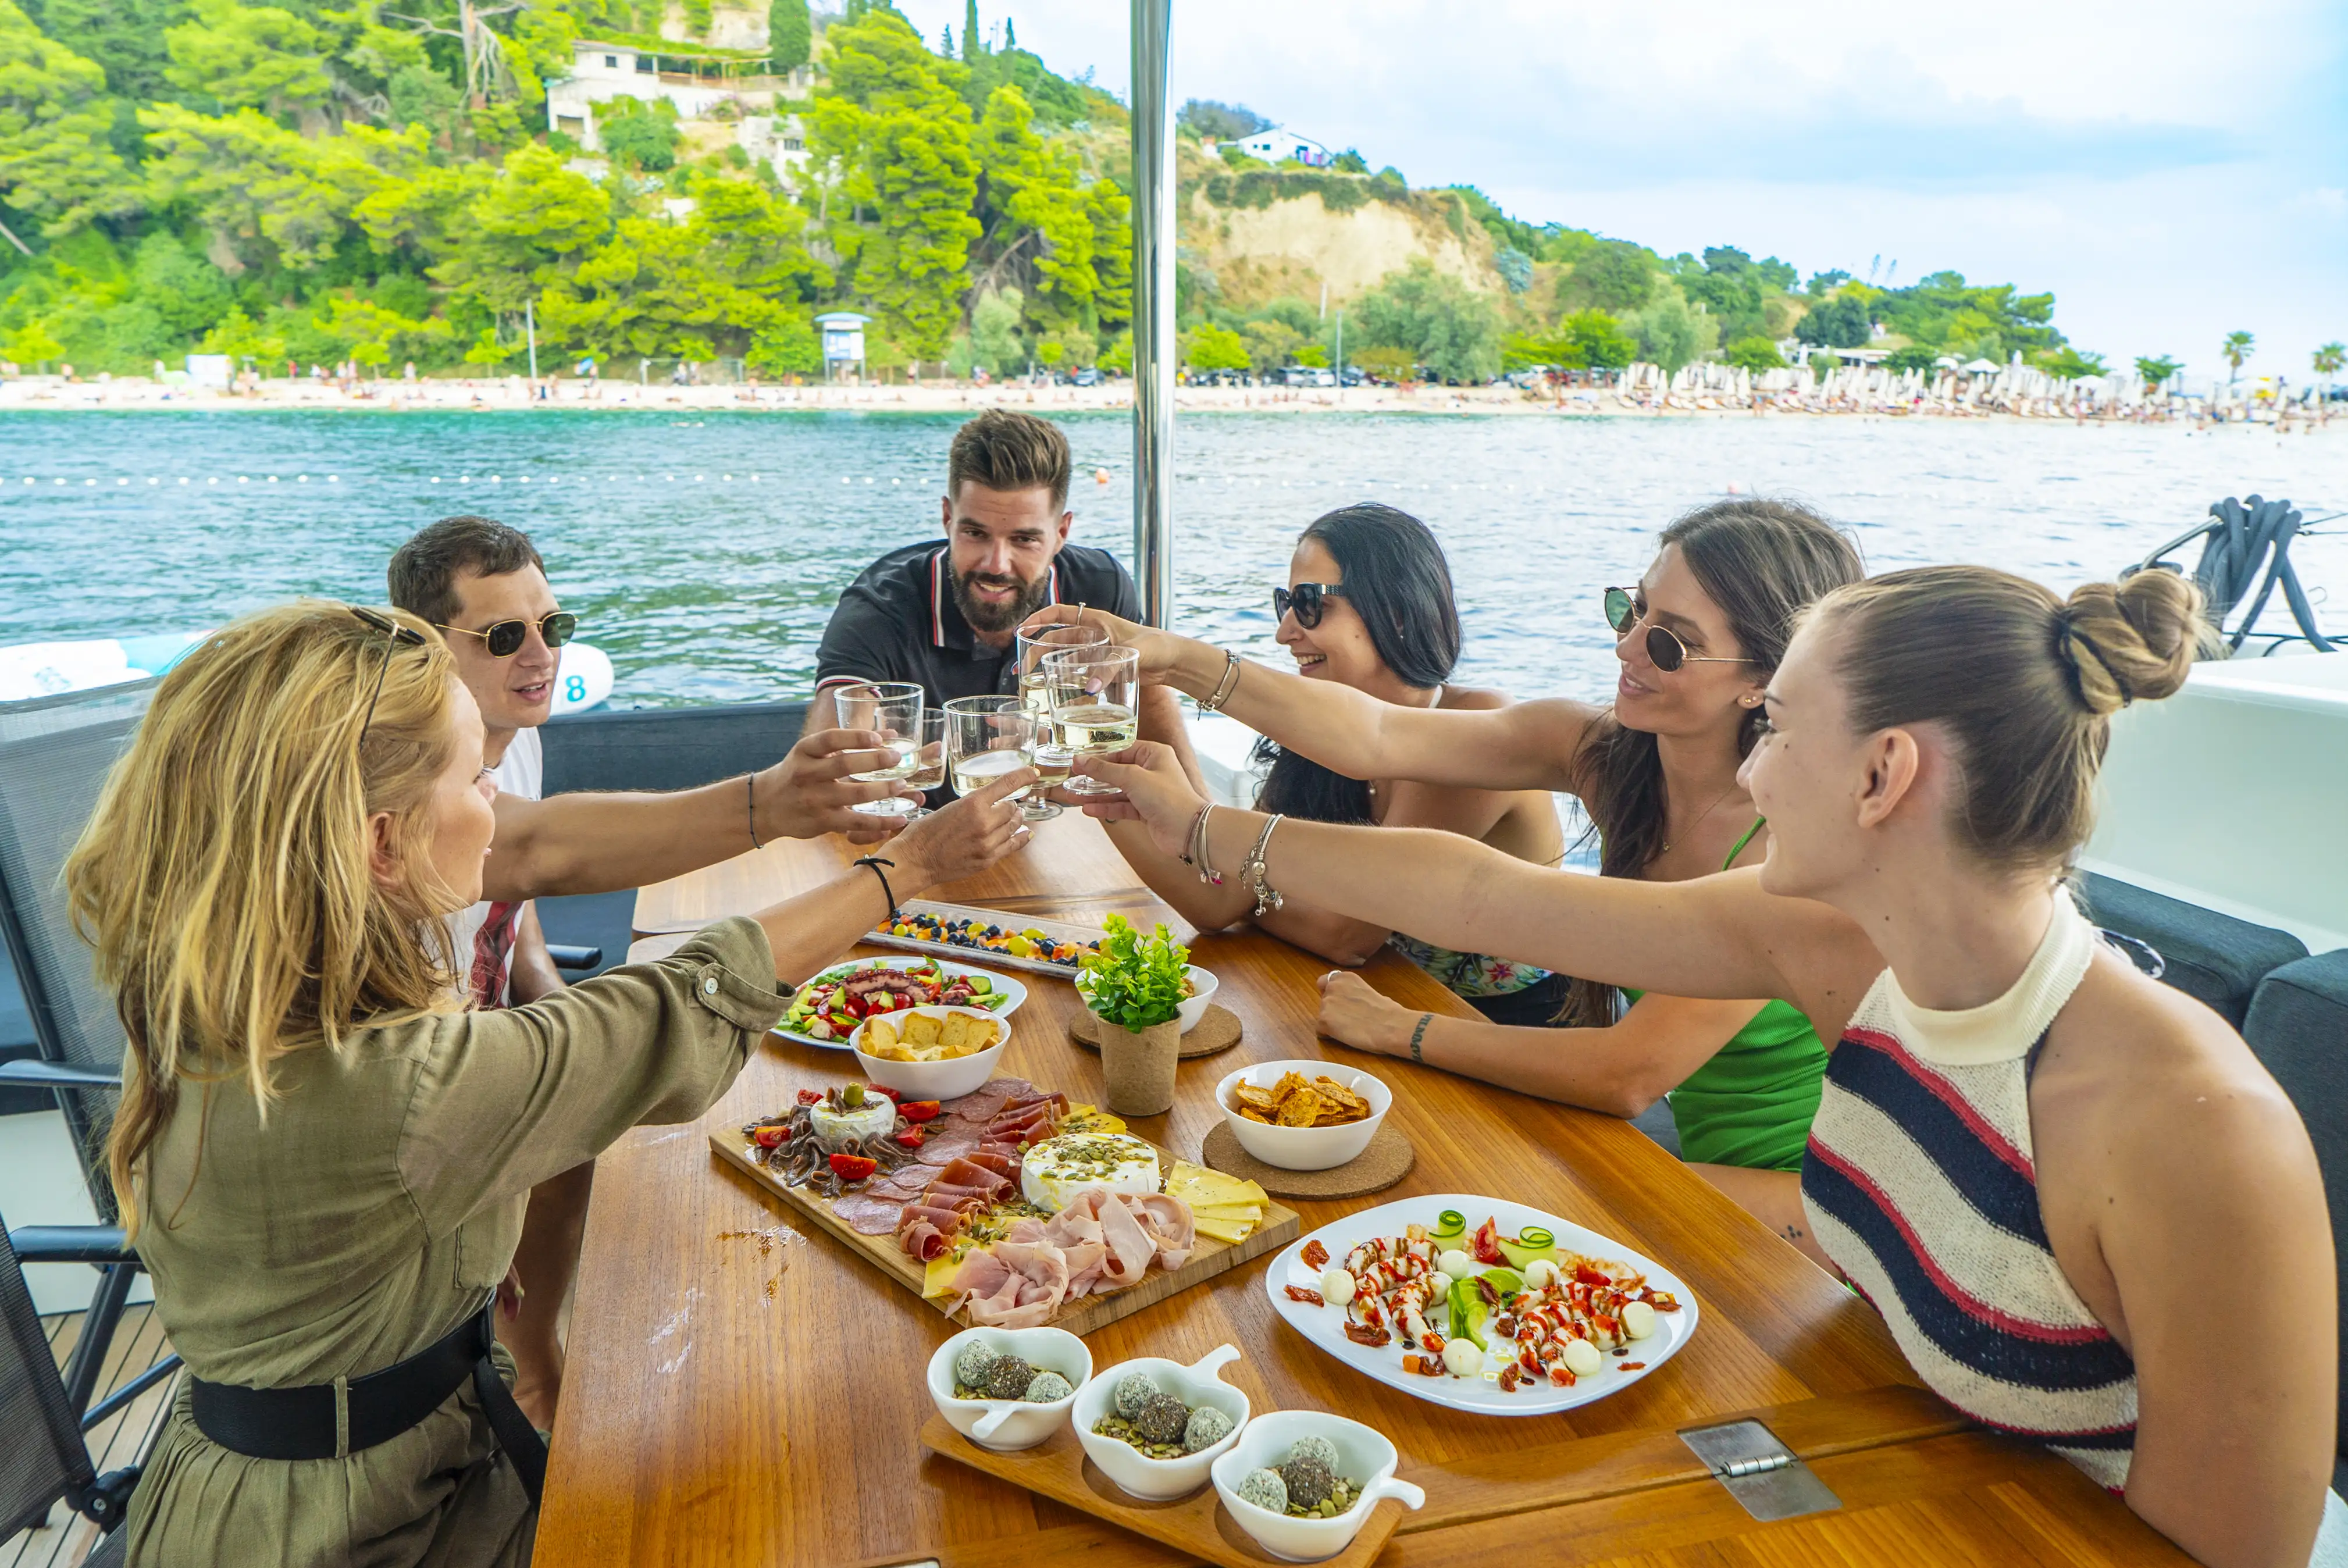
<box><xmin>546</xmin><ymin>40</ymin><xmax>804</xmax><ymax>176</ymax></box>
<box><xmin>1235</xmin><ymin>127</ymin><xmax>1331</xmax><ymax>167</ymax></box>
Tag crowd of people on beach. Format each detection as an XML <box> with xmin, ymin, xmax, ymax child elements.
<box><xmin>58</xmin><ymin>409</ymin><xmax>2343</xmax><ymax>1567</ymax></box>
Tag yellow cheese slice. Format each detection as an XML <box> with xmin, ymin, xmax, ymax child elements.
<box><xmin>922</xmin><ymin>1248</ymin><xmax>967</xmax><ymax>1299</ymax></box>
<box><xmin>1193</xmin><ymin>1216</ymin><xmax>1259</xmax><ymax>1244</ymax></box>
<box><xmin>1181</xmin><ymin>1200</ymin><xmax>1268</xmax><ymax>1222</ymax></box>
<box><xmin>1167</xmin><ymin>1164</ymin><xmax>1268</xmax><ymax>1205</ymax></box>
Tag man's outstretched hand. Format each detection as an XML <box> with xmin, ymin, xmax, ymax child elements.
<box><xmin>753</xmin><ymin>728</ymin><xmax>921</xmax><ymax>844</ymax></box>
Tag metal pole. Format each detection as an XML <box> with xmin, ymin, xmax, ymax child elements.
<box><xmin>525</xmin><ymin>298</ymin><xmax>539</xmax><ymax>381</ymax></box>
<box><xmin>1129</xmin><ymin>0</ymin><xmax>1175</xmax><ymax>629</ymax></box>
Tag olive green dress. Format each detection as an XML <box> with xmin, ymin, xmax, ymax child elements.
<box><xmin>121</xmin><ymin>917</ymin><xmax>787</xmax><ymax>1568</ymax></box>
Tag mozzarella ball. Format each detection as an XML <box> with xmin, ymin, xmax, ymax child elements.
<box><xmin>1435</xmin><ymin>1249</ymin><xmax>1475</xmax><ymax>1281</ymax></box>
<box><xmin>1441</xmin><ymin>1338</ymin><xmax>1484</xmax><ymax>1378</ymax></box>
<box><xmin>1560</xmin><ymin>1337</ymin><xmax>1604</xmax><ymax>1377</ymax></box>
<box><xmin>1521</xmin><ymin>1259</ymin><xmax>1562</xmax><ymax>1291</ymax></box>
<box><xmin>1319</xmin><ymin>1267</ymin><xmax>1356</xmax><ymax>1305</ymax></box>
<box><xmin>1622</xmin><ymin>1300</ymin><xmax>1656</xmax><ymax>1341</ymax></box>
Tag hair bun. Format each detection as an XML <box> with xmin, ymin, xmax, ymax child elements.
<box><xmin>2058</xmin><ymin>573</ymin><xmax>2204</xmax><ymax>713</ymax></box>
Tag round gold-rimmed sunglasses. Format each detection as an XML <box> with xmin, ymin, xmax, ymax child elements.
<box><xmin>1603</xmin><ymin>587</ymin><xmax>1756</xmax><ymax>673</ymax></box>
<box><xmin>437</xmin><ymin>611</ymin><xmax>578</xmax><ymax>658</ymax></box>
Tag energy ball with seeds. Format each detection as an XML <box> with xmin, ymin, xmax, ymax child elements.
<box><xmin>1131</xmin><ymin>1391</ymin><xmax>1191</xmax><ymax>1446</ymax></box>
<box><xmin>1286</xmin><ymin>1435</ymin><xmax>1340</xmax><ymax>1473</ymax></box>
<box><xmin>1278</xmin><ymin>1454</ymin><xmax>1335</xmax><ymax>1510</ymax></box>
<box><xmin>1182</xmin><ymin>1405</ymin><xmax>1235</xmax><ymax>1453</ymax></box>
<box><xmin>1022</xmin><ymin>1370</ymin><xmax>1073</xmax><ymax>1403</ymax></box>
<box><xmin>1237</xmin><ymin>1467</ymin><xmax>1289</xmax><ymax>1514</ymax></box>
<box><xmin>1113</xmin><ymin>1371</ymin><xmax>1160</xmax><ymax>1419</ymax></box>
<box><xmin>952</xmin><ymin>1343</ymin><xmax>1000</xmax><ymax>1390</ymax></box>
<box><xmin>983</xmin><ymin>1355</ymin><xmax>1036</xmax><ymax>1402</ymax></box>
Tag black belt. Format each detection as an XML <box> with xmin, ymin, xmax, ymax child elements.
<box><xmin>187</xmin><ymin>1303</ymin><xmax>547</xmax><ymax>1505</ymax></box>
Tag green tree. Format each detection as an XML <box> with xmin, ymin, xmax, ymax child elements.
<box><xmin>1566</xmin><ymin>239</ymin><xmax>1654</xmax><ymax>312</ymax></box>
<box><xmin>1884</xmin><ymin>344</ymin><xmax>1940</xmax><ymax>375</ymax></box>
<box><xmin>2221</xmin><ymin>330</ymin><xmax>2253</xmax><ymax>383</ymax></box>
<box><xmin>1353</xmin><ymin>258</ymin><xmax>1499</xmax><ymax>383</ymax></box>
<box><xmin>2314</xmin><ymin>343</ymin><xmax>2343</xmax><ymax>397</ymax></box>
<box><xmin>807</xmin><ymin>8</ymin><xmax>979</xmax><ymax>358</ymax></box>
<box><xmin>2</xmin><ymin>315</ymin><xmax>65</xmax><ymax>368</ymax></box>
<box><xmin>972</xmin><ymin>85</ymin><xmax>1094</xmax><ymax>334</ymax></box>
<box><xmin>140</xmin><ymin>104</ymin><xmax>342</xmax><ymax>267</ymax></box>
<box><xmin>1628</xmin><ymin>290</ymin><xmax>1707</xmax><ymax>374</ymax></box>
<box><xmin>961</xmin><ymin>0</ymin><xmax>979</xmax><ymax>61</ymax></box>
<box><xmin>969</xmin><ymin>283</ymin><xmax>1022</xmax><ymax>372</ymax></box>
<box><xmin>600</xmin><ymin>102</ymin><xmax>680</xmax><ymax>170</ymax></box>
<box><xmin>26</xmin><ymin>0</ymin><xmax>187</xmax><ymax>102</ymax></box>
<box><xmin>0</xmin><ymin>0</ymin><xmax>137</xmax><ymax>233</ymax></box>
<box><xmin>768</xmin><ymin>0</ymin><xmax>811</xmax><ymax>73</ymax></box>
<box><xmin>1242</xmin><ymin>318</ymin><xmax>1302</xmax><ymax>374</ymax></box>
<box><xmin>1185</xmin><ymin>320</ymin><xmax>1246</xmax><ymax>373</ymax></box>
<box><xmin>1794</xmin><ymin>291</ymin><xmax>1869</xmax><ymax>350</ymax></box>
<box><xmin>432</xmin><ymin>141</ymin><xmax>611</xmax><ymax>317</ymax></box>
<box><xmin>197</xmin><ymin>302</ymin><xmax>285</xmax><ymax>363</ymax></box>
<box><xmin>164</xmin><ymin>0</ymin><xmax>333</xmax><ymax>115</ymax></box>
<box><xmin>749</xmin><ymin>311</ymin><xmax>820</xmax><ymax>376</ymax></box>
<box><xmin>1723</xmin><ymin>336</ymin><xmax>1785</xmax><ymax>373</ymax></box>
<box><xmin>2040</xmin><ymin>345</ymin><xmax>2105</xmax><ymax>378</ymax></box>
<box><xmin>1560</xmin><ymin>307</ymin><xmax>1636</xmax><ymax>370</ymax></box>
<box><xmin>2133</xmin><ymin>354</ymin><xmax>2181</xmax><ymax>389</ymax></box>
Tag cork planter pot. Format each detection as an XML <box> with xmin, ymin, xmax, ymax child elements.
<box><xmin>1093</xmin><ymin>1011</ymin><xmax>1182</xmax><ymax>1117</ymax></box>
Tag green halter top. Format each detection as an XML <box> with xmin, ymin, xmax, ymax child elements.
<box><xmin>1624</xmin><ymin>819</ymin><xmax>1827</xmax><ymax>1173</ymax></box>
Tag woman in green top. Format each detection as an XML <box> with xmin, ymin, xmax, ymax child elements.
<box><xmin>1046</xmin><ymin>498</ymin><xmax>1859</xmax><ymax>1264</ymax></box>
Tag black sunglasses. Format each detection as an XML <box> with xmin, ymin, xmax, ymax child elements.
<box><xmin>348</xmin><ymin>605</ymin><xmax>428</xmax><ymax>746</ymax></box>
<box><xmin>1273</xmin><ymin>583</ymin><xmax>1346</xmax><ymax>629</ymax></box>
<box><xmin>437</xmin><ymin>611</ymin><xmax>577</xmax><ymax>659</ymax></box>
<box><xmin>1602</xmin><ymin>586</ymin><xmax>1756</xmax><ymax>673</ymax></box>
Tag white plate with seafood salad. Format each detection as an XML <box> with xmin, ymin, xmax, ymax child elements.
<box><xmin>779</xmin><ymin>957</ymin><xmax>1027</xmax><ymax>1050</ymax></box>
<box><xmin>1264</xmin><ymin>1194</ymin><xmax>1697</xmax><ymax>1416</ymax></box>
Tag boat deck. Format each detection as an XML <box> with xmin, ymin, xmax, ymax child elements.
<box><xmin>2</xmin><ymin>1303</ymin><xmax>178</xmax><ymax>1568</ymax></box>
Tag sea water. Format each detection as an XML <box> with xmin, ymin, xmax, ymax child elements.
<box><xmin>1</xmin><ymin>409</ymin><xmax>2340</xmax><ymax>708</ymax></box>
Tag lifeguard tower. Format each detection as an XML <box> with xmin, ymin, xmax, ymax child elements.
<box><xmin>814</xmin><ymin>311</ymin><xmax>871</xmax><ymax>382</ymax></box>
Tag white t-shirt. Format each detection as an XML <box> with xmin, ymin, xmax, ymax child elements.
<box><xmin>444</xmin><ymin>727</ymin><xmax>543</xmax><ymax>1008</ymax></box>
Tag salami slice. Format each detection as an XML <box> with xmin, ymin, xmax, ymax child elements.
<box><xmin>833</xmin><ymin>1195</ymin><xmax>904</xmax><ymax>1236</ymax></box>
<box><xmin>944</xmin><ymin>1085</ymin><xmax>1012</xmax><ymax>1120</ymax></box>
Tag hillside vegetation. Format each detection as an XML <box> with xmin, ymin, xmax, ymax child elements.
<box><xmin>0</xmin><ymin>0</ymin><xmax>2076</xmax><ymax>383</ymax></box>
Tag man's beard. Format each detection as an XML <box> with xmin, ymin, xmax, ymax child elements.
<box><xmin>950</xmin><ymin>564</ymin><xmax>1053</xmax><ymax>634</ymax></box>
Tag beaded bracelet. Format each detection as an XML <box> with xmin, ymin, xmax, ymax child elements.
<box><xmin>1241</xmin><ymin>814</ymin><xmax>1285</xmax><ymax>917</ymax></box>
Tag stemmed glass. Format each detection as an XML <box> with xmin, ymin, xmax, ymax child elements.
<box><xmin>1042</xmin><ymin>644</ymin><xmax>1140</xmax><ymax>798</ymax></box>
<box><xmin>942</xmin><ymin>694</ymin><xmax>1037</xmax><ymax>810</ymax></box>
<box><xmin>1011</xmin><ymin>621</ymin><xmax>1106</xmax><ymax>822</ymax></box>
<box><xmin>898</xmin><ymin>710</ymin><xmax>947</xmax><ymax>819</ymax></box>
<box><xmin>834</xmin><ymin>680</ymin><xmax>924</xmax><ymax>818</ymax></box>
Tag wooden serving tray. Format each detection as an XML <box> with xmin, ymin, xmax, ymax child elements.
<box><xmin>920</xmin><ymin>1415</ymin><xmax>1409</xmax><ymax>1568</ymax></box>
<box><xmin>863</xmin><ymin>899</ymin><xmax>1109</xmax><ymax>979</ymax></box>
<box><xmin>712</xmin><ymin>1131</ymin><xmax>1301</xmax><ymax>1338</ymax></box>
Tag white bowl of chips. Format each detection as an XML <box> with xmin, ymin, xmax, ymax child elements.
<box><xmin>1214</xmin><ymin>1060</ymin><xmax>1389</xmax><ymax>1171</ymax></box>
<box><xmin>1176</xmin><ymin>965</ymin><xmax>1218</xmax><ymax>1034</ymax></box>
<box><xmin>852</xmin><ymin>1006</ymin><xmax>1007</xmax><ymax>1100</ymax></box>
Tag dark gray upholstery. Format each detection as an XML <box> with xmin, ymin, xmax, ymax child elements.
<box><xmin>0</xmin><ymin>1220</ymin><xmax>97</xmax><ymax>1540</ymax></box>
<box><xmin>1631</xmin><ymin>1098</ymin><xmax>1681</xmax><ymax>1159</ymax></box>
<box><xmin>535</xmin><ymin>890</ymin><xmax>636</xmax><ymax>981</ymax></box>
<box><xmin>0</xmin><ymin>683</ymin><xmax>154</xmax><ymax>1218</ymax></box>
<box><xmin>540</xmin><ymin>700</ymin><xmax>811</xmax><ymax>797</ymax></box>
<box><xmin>2079</xmin><ymin>872</ymin><xmax>2308</xmax><ymax>1027</ymax></box>
<box><xmin>2240</xmin><ymin>950</ymin><xmax>2348</xmax><ymax>1466</ymax></box>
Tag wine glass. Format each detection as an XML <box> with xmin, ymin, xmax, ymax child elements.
<box><xmin>1010</xmin><ymin>622</ymin><xmax>1105</xmax><ymax>822</ymax></box>
<box><xmin>943</xmin><ymin>694</ymin><xmax>1037</xmax><ymax>808</ymax></box>
<box><xmin>1043</xmin><ymin>644</ymin><xmax>1140</xmax><ymax>798</ymax></box>
<box><xmin>834</xmin><ymin>680</ymin><xmax>924</xmax><ymax>817</ymax></box>
<box><xmin>898</xmin><ymin>710</ymin><xmax>947</xmax><ymax>819</ymax></box>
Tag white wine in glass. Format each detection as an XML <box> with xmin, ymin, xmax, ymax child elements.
<box><xmin>1052</xmin><ymin>702</ymin><xmax>1137</xmax><ymax>753</ymax></box>
<box><xmin>1043</xmin><ymin>645</ymin><xmax>1140</xmax><ymax>797</ymax></box>
<box><xmin>943</xmin><ymin>694</ymin><xmax>1036</xmax><ymax>806</ymax></box>
<box><xmin>837</xmin><ymin>680</ymin><xmax>924</xmax><ymax>817</ymax></box>
<box><xmin>899</xmin><ymin>711</ymin><xmax>947</xmax><ymax>818</ymax></box>
<box><xmin>1028</xmin><ymin>740</ymin><xmax>1075</xmax><ymax>791</ymax></box>
<box><xmin>949</xmin><ymin>746</ymin><xmax>1032</xmax><ymax>801</ymax></box>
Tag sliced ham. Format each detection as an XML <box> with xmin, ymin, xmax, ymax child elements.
<box><xmin>1049</xmin><ymin>1189</ymin><xmax>1156</xmax><ymax>1288</ymax></box>
<box><xmin>920</xmin><ymin>1182</ymin><xmax>999</xmax><ymax>1208</ymax></box>
<box><xmin>899</xmin><ymin>1220</ymin><xmax>951</xmax><ymax>1261</ymax></box>
<box><xmin>932</xmin><ymin>1159</ymin><xmax>1010</xmax><ymax>1198</ymax></box>
<box><xmin>950</xmin><ymin>1246</ymin><xmax>1060</xmax><ymax>1329</ymax></box>
<box><xmin>991</xmin><ymin>1239</ymin><xmax>1071</xmax><ymax>1310</ymax></box>
<box><xmin>961</xmin><ymin>1150</ymin><xmax>1018</xmax><ymax>1178</ymax></box>
<box><xmin>1130</xmin><ymin>1194</ymin><xmax>1196</xmax><ymax>1270</ymax></box>
<box><xmin>899</xmin><ymin>1201</ymin><xmax>970</xmax><ymax>1235</ymax></box>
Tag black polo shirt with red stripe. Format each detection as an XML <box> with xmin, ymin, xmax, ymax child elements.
<box><xmin>813</xmin><ymin>540</ymin><xmax>1143</xmax><ymax>707</ymax></box>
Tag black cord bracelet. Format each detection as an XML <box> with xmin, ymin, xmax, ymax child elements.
<box><xmin>746</xmin><ymin>774</ymin><xmax>761</xmax><ymax>850</ymax></box>
<box><xmin>853</xmin><ymin>856</ymin><xmax>898</xmax><ymax>921</ymax></box>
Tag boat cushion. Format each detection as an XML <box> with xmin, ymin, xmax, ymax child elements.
<box><xmin>541</xmin><ymin>700</ymin><xmax>811</xmax><ymax>797</ymax></box>
<box><xmin>2242</xmin><ymin>950</ymin><xmax>2348</xmax><ymax>1458</ymax></box>
<box><xmin>2078</xmin><ymin>872</ymin><xmax>2308</xmax><ymax>1027</ymax></box>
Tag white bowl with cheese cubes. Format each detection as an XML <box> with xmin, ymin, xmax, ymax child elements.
<box><xmin>850</xmin><ymin>1006</ymin><xmax>1007</xmax><ymax>1100</ymax></box>
<box><xmin>1214</xmin><ymin>1060</ymin><xmax>1391</xmax><ymax>1171</ymax></box>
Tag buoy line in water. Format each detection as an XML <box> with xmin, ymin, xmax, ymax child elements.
<box><xmin>8</xmin><ymin>472</ymin><xmax>1541</xmax><ymax>493</ymax></box>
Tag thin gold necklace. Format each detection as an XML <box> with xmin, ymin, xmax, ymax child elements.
<box><xmin>1662</xmin><ymin>778</ymin><xmax>1743</xmax><ymax>855</ymax></box>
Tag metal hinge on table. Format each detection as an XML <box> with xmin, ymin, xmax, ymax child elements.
<box><xmin>1679</xmin><ymin>1419</ymin><xmax>1842</xmax><ymax>1521</ymax></box>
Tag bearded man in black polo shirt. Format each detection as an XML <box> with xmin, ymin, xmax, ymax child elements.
<box><xmin>807</xmin><ymin>409</ymin><xmax>1198</xmax><ymax>779</ymax></box>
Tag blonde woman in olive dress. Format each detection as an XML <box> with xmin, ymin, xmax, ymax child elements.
<box><xmin>66</xmin><ymin>602</ymin><xmax>1031</xmax><ymax>1566</ymax></box>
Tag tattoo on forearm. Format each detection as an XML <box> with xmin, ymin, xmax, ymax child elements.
<box><xmin>1781</xmin><ymin>1223</ymin><xmax>1807</xmax><ymax>1242</ymax></box>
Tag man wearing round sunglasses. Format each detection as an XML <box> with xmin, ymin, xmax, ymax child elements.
<box><xmin>388</xmin><ymin>512</ymin><xmax>914</xmax><ymax>1427</ymax></box>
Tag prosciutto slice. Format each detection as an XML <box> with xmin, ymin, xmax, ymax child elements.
<box><xmin>960</xmin><ymin>1149</ymin><xmax>1018</xmax><ymax>1179</ymax></box>
<box><xmin>899</xmin><ymin>1201</ymin><xmax>970</xmax><ymax>1236</ymax></box>
<box><xmin>950</xmin><ymin>1247</ymin><xmax>1060</xmax><ymax>1328</ymax></box>
<box><xmin>1128</xmin><ymin>1194</ymin><xmax>1196</xmax><ymax>1270</ymax></box>
<box><xmin>1050</xmin><ymin>1189</ymin><xmax>1156</xmax><ymax>1288</ymax></box>
<box><xmin>920</xmin><ymin>1181</ymin><xmax>999</xmax><ymax>1208</ymax></box>
<box><xmin>932</xmin><ymin>1159</ymin><xmax>1011</xmax><ymax>1198</ymax></box>
<box><xmin>899</xmin><ymin>1220</ymin><xmax>952</xmax><ymax>1262</ymax></box>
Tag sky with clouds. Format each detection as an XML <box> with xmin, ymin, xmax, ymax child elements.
<box><xmin>895</xmin><ymin>0</ymin><xmax>2348</xmax><ymax>379</ymax></box>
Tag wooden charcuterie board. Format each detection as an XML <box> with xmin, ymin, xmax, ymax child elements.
<box><xmin>711</xmin><ymin>1130</ymin><xmax>1301</xmax><ymax>1337</ymax></box>
<box><xmin>919</xmin><ymin>1416</ymin><xmax>1409</xmax><ymax>1568</ymax></box>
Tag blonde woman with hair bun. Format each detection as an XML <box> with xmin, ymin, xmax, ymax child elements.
<box><xmin>65</xmin><ymin>601</ymin><xmax>1034</xmax><ymax>1567</ymax></box>
<box><xmin>1081</xmin><ymin>565</ymin><xmax>2344</xmax><ymax>1568</ymax></box>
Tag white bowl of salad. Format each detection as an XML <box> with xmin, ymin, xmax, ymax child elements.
<box><xmin>780</xmin><ymin>957</ymin><xmax>1026</xmax><ymax>1049</ymax></box>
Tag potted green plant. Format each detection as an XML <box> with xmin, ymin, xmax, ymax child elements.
<box><xmin>1077</xmin><ymin>914</ymin><xmax>1191</xmax><ymax>1116</ymax></box>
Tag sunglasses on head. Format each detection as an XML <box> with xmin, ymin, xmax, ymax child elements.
<box><xmin>348</xmin><ymin>604</ymin><xmax>428</xmax><ymax>747</ymax></box>
<box><xmin>438</xmin><ymin>611</ymin><xmax>577</xmax><ymax>659</ymax></box>
<box><xmin>1603</xmin><ymin>586</ymin><xmax>1756</xmax><ymax>674</ymax></box>
<box><xmin>1273</xmin><ymin>582</ymin><xmax>1346</xmax><ymax>629</ymax></box>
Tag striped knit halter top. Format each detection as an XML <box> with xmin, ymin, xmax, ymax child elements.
<box><xmin>1801</xmin><ymin>897</ymin><xmax>2139</xmax><ymax>1491</ymax></box>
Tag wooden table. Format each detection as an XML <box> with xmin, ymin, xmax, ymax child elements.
<box><xmin>536</xmin><ymin>813</ymin><xmax>2187</xmax><ymax>1567</ymax></box>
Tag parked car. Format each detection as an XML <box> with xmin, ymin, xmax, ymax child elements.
<box><xmin>1071</xmin><ymin>366</ymin><xmax>1101</xmax><ymax>387</ymax></box>
<box><xmin>1280</xmin><ymin>366</ymin><xmax>1337</xmax><ymax>389</ymax></box>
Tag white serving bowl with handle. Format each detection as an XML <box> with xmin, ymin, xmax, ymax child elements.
<box><xmin>1213</xmin><ymin>1059</ymin><xmax>1390</xmax><ymax>1171</ymax></box>
<box><xmin>925</xmin><ymin>1325</ymin><xmax>1091</xmax><ymax>1452</ymax></box>
<box><xmin>1071</xmin><ymin>1344</ymin><xmax>1249</xmax><ymax>1499</ymax></box>
<box><xmin>851</xmin><ymin>1005</ymin><xmax>1007</xmax><ymax>1100</ymax></box>
<box><xmin>1210</xmin><ymin>1409</ymin><xmax>1424</xmax><ymax>1562</ymax></box>
<box><xmin>1175</xmin><ymin>965</ymin><xmax>1219</xmax><ymax>1034</ymax></box>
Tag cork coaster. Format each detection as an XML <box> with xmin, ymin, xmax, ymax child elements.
<box><xmin>1068</xmin><ymin>1004</ymin><xmax>1243</xmax><ymax>1060</ymax></box>
<box><xmin>1198</xmin><ymin>1121</ymin><xmax>1415</xmax><ymax>1200</ymax></box>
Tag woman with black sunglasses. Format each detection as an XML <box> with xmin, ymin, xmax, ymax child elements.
<box><xmin>1091</xmin><ymin>503</ymin><xmax>1568</xmax><ymax>1020</ymax></box>
<box><xmin>1038</xmin><ymin>499</ymin><xmax>1863</xmax><ymax>1259</ymax></box>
